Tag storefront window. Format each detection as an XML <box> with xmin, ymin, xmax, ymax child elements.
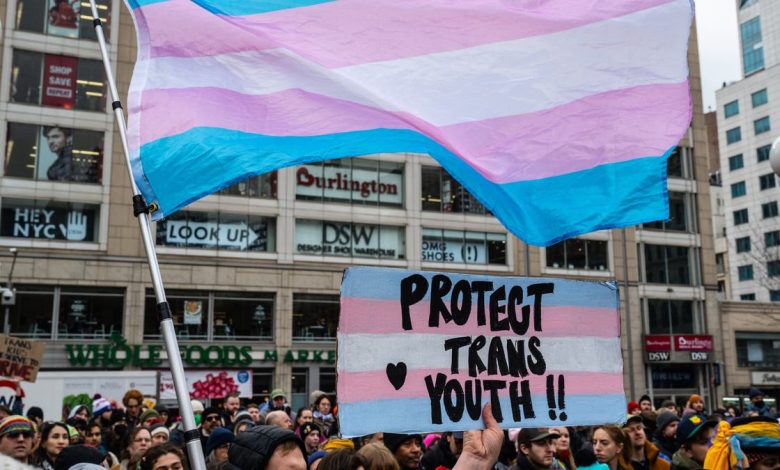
<box><xmin>296</xmin><ymin>158</ymin><xmax>404</xmax><ymax>207</ymax></box>
<box><xmin>319</xmin><ymin>368</ymin><xmax>336</xmax><ymax>395</ymax></box>
<box><xmin>156</xmin><ymin>211</ymin><xmax>276</xmax><ymax>252</ymax></box>
<box><xmin>293</xmin><ymin>294</ymin><xmax>338</xmax><ymax>341</ymax></box>
<box><xmin>9</xmin><ymin>285</ymin><xmax>123</xmax><ymax>339</ymax></box>
<box><xmin>144</xmin><ymin>290</ymin><xmax>274</xmax><ymax>341</ymax></box>
<box><xmin>0</xmin><ymin>198</ymin><xmax>100</xmax><ymax>242</ymax></box>
<box><xmin>6</xmin><ymin>122</ymin><xmax>103</xmax><ymax>183</ymax></box>
<box><xmin>11</xmin><ymin>50</ymin><xmax>105</xmax><ymax>111</ymax></box>
<box><xmin>646</xmin><ymin>299</ymin><xmax>695</xmax><ymax>335</ymax></box>
<box><xmin>651</xmin><ymin>364</ymin><xmax>697</xmax><ymax>389</ymax></box>
<box><xmin>9</xmin><ymin>286</ymin><xmax>54</xmax><ymax>338</ymax></box>
<box><xmin>218</xmin><ymin>172</ymin><xmax>277</xmax><ymax>199</ymax></box>
<box><xmin>736</xmin><ymin>332</ymin><xmax>780</xmax><ymax>368</ymax></box>
<box><xmin>644</xmin><ymin>244</ymin><xmax>692</xmax><ymax>285</ymax></box>
<box><xmin>291</xmin><ymin>368</ymin><xmax>308</xmax><ymax>411</ymax></box>
<box><xmin>212</xmin><ymin>292</ymin><xmax>273</xmax><ymax>340</ymax></box>
<box><xmin>643</xmin><ymin>192</ymin><xmax>691</xmax><ymax>232</ymax></box>
<box><xmin>252</xmin><ymin>369</ymin><xmax>273</xmax><ymax>403</ymax></box>
<box><xmin>16</xmin><ymin>0</ymin><xmax>111</xmax><ymax>40</ymax></box>
<box><xmin>295</xmin><ymin>219</ymin><xmax>405</xmax><ymax>259</ymax></box>
<box><xmin>422</xmin><ymin>228</ymin><xmax>506</xmax><ymax>265</ymax></box>
<box><xmin>421</xmin><ymin>166</ymin><xmax>490</xmax><ymax>215</ymax></box>
<box><xmin>545</xmin><ymin>238</ymin><xmax>608</xmax><ymax>271</ymax></box>
<box><xmin>57</xmin><ymin>288</ymin><xmax>123</xmax><ymax>339</ymax></box>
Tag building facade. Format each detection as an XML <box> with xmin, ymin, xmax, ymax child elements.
<box><xmin>0</xmin><ymin>0</ymin><xmax>718</xmax><ymax>414</ymax></box>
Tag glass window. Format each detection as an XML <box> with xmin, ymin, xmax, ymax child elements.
<box><xmin>156</xmin><ymin>211</ymin><xmax>276</xmax><ymax>252</ymax></box>
<box><xmin>8</xmin><ymin>286</ymin><xmax>54</xmax><ymax>338</ymax></box>
<box><xmin>292</xmin><ymin>294</ymin><xmax>339</xmax><ymax>341</ymax></box>
<box><xmin>763</xmin><ymin>202</ymin><xmax>779</xmax><ymax>218</ymax></box>
<box><xmin>765</xmin><ymin>231</ymin><xmax>780</xmax><ymax>247</ymax></box>
<box><xmin>768</xmin><ymin>260</ymin><xmax>780</xmax><ymax>277</ymax></box>
<box><xmin>740</xmin><ymin>293</ymin><xmax>756</xmax><ymax>301</ymax></box>
<box><xmin>643</xmin><ymin>192</ymin><xmax>690</xmax><ymax>232</ymax></box>
<box><xmin>760</xmin><ymin>173</ymin><xmax>776</xmax><ymax>190</ymax></box>
<box><xmin>771</xmin><ymin>290</ymin><xmax>780</xmax><ymax>302</ymax></box>
<box><xmin>421</xmin><ymin>166</ymin><xmax>490</xmax><ymax>215</ymax></box>
<box><xmin>16</xmin><ymin>0</ymin><xmax>112</xmax><ymax>40</ymax></box>
<box><xmin>736</xmin><ymin>236</ymin><xmax>751</xmax><ymax>253</ymax></box>
<box><xmin>643</xmin><ymin>244</ymin><xmax>691</xmax><ymax>285</ymax></box>
<box><xmin>290</xmin><ymin>368</ymin><xmax>308</xmax><ymax>411</ymax></box>
<box><xmin>10</xmin><ymin>50</ymin><xmax>105</xmax><ymax>111</ymax></box>
<box><xmin>724</xmin><ymin>100</ymin><xmax>739</xmax><ymax>118</ymax></box>
<box><xmin>8</xmin><ymin>285</ymin><xmax>123</xmax><ymax>339</ymax></box>
<box><xmin>729</xmin><ymin>154</ymin><xmax>744</xmax><ymax>171</ymax></box>
<box><xmin>252</xmin><ymin>369</ymin><xmax>274</xmax><ymax>403</ymax></box>
<box><xmin>738</xmin><ymin>264</ymin><xmax>754</xmax><ymax>281</ymax></box>
<box><xmin>736</xmin><ymin>332</ymin><xmax>780</xmax><ymax>367</ymax></box>
<box><xmin>731</xmin><ymin>181</ymin><xmax>747</xmax><ymax>198</ymax></box>
<box><xmin>296</xmin><ymin>159</ymin><xmax>404</xmax><ymax>208</ymax></box>
<box><xmin>6</xmin><ymin>123</ymin><xmax>103</xmax><ymax>183</ymax></box>
<box><xmin>57</xmin><ymin>287</ymin><xmax>123</xmax><ymax>339</ymax></box>
<box><xmin>754</xmin><ymin>117</ymin><xmax>771</xmax><ymax>135</ymax></box>
<box><xmin>212</xmin><ymin>292</ymin><xmax>273</xmax><ymax>340</ymax></box>
<box><xmin>752</xmin><ymin>89</ymin><xmax>768</xmax><ymax>108</ymax></box>
<box><xmin>421</xmin><ymin>228</ymin><xmax>506</xmax><ymax>265</ymax></box>
<box><xmin>646</xmin><ymin>299</ymin><xmax>694</xmax><ymax>335</ymax></box>
<box><xmin>319</xmin><ymin>368</ymin><xmax>336</xmax><ymax>395</ymax></box>
<box><xmin>218</xmin><ymin>173</ymin><xmax>277</xmax><ymax>199</ymax></box>
<box><xmin>295</xmin><ymin>219</ymin><xmax>405</xmax><ymax>260</ymax></box>
<box><xmin>758</xmin><ymin>145</ymin><xmax>771</xmax><ymax>162</ymax></box>
<box><xmin>545</xmin><ymin>238</ymin><xmax>608</xmax><ymax>271</ymax></box>
<box><xmin>740</xmin><ymin>0</ymin><xmax>758</xmax><ymax>8</ymax></box>
<box><xmin>726</xmin><ymin>127</ymin><xmax>742</xmax><ymax>144</ymax></box>
<box><xmin>144</xmin><ymin>291</ymin><xmax>208</xmax><ymax>340</ymax></box>
<box><xmin>667</xmin><ymin>147</ymin><xmax>683</xmax><ymax>178</ymax></box>
<box><xmin>651</xmin><ymin>364</ymin><xmax>697</xmax><ymax>389</ymax></box>
<box><xmin>0</xmin><ymin>198</ymin><xmax>100</xmax><ymax>242</ymax></box>
<box><xmin>741</xmin><ymin>17</ymin><xmax>765</xmax><ymax>75</ymax></box>
<box><xmin>734</xmin><ymin>209</ymin><xmax>749</xmax><ymax>225</ymax></box>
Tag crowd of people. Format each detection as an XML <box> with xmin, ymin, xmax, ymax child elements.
<box><xmin>0</xmin><ymin>386</ymin><xmax>777</xmax><ymax>470</ymax></box>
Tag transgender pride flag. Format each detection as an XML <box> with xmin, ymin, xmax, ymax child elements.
<box><xmin>125</xmin><ymin>0</ymin><xmax>694</xmax><ymax>246</ymax></box>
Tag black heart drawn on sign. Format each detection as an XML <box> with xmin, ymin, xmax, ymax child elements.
<box><xmin>386</xmin><ymin>362</ymin><xmax>407</xmax><ymax>390</ymax></box>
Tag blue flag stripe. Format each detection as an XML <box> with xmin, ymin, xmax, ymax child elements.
<box><xmin>135</xmin><ymin>127</ymin><xmax>671</xmax><ymax>246</ymax></box>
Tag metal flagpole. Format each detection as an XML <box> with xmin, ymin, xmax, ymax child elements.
<box><xmin>88</xmin><ymin>3</ymin><xmax>207</xmax><ymax>470</ymax></box>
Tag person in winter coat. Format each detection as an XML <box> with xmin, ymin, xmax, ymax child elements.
<box><xmin>669</xmin><ymin>415</ymin><xmax>717</xmax><ymax>470</ymax></box>
<box><xmin>653</xmin><ymin>412</ymin><xmax>680</xmax><ymax>462</ymax></box>
<box><xmin>32</xmin><ymin>422</ymin><xmax>70</xmax><ymax>470</ymax></box>
<box><xmin>591</xmin><ymin>425</ymin><xmax>634</xmax><ymax>470</ymax></box>
<box><xmin>747</xmin><ymin>388</ymin><xmax>774</xmax><ymax>418</ymax></box>
<box><xmin>511</xmin><ymin>428</ymin><xmax>561</xmax><ymax>470</ymax></box>
<box><xmin>421</xmin><ymin>431</ymin><xmax>462</xmax><ymax>470</ymax></box>
<box><xmin>622</xmin><ymin>414</ymin><xmax>670</xmax><ymax>470</ymax></box>
<box><xmin>383</xmin><ymin>433</ymin><xmax>424</xmax><ymax>470</ymax></box>
<box><xmin>227</xmin><ymin>425</ymin><xmax>306</xmax><ymax>470</ymax></box>
<box><xmin>681</xmin><ymin>396</ymin><xmax>705</xmax><ymax>418</ymax></box>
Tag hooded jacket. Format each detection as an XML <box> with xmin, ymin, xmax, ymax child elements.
<box><xmin>670</xmin><ymin>449</ymin><xmax>702</xmax><ymax>470</ymax></box>
<box><xmin>630</xmin><ymin>441</ymin><xmax>670</xmax><ymax>470</ymax></box>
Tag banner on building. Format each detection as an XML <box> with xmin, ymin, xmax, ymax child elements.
<box><xmin>42</xmin><ymin>54</ymin><xmax>78</xmax><ymax>108</ymax></box>
<box><xmin>160</xmin><ymin>370</ymin><xmax>252</xmax><ymax>400</ymax></box>
<box><xmin>337</xmin><ymin>267</ymin><xmax>625</xmax><ymax>436</ymax></box>
<box><xmin>0</xmin><ymin>335</ymin><xmax>46</xmax><ymax>382</ymax></box>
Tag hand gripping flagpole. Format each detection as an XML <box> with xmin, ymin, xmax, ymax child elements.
<box><xmin>88</xmin><ymin>3</ymin><xmax>207</xmax><ymax>470</ymax></box>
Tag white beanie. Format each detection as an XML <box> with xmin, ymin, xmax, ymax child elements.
<box><xmin>92</xmin><ymin>398</ymin><xmax>112</xmax><ymax>417</ymax></box>
<box><xmin>191</xmin><ymin>399</ymin><xmax>204</xmax><ymax>413</ymax></box>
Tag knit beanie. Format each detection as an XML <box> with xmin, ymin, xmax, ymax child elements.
<box><xmin>656</xmin><ymin>411</ymin><xmax>680</xmax><ymax>433</ymax></box>
<box><xmin>150</xmin><ymin>423</ymin><xmax>170</xmax><ymax>439</ymax></box>
<box><xmin>0</xmin><ymin>416</ymin><xmax>33</xmax><ymax>437</ymax></box>
<box><xmin>92</xmin><ymin>397</ymin><xmax>112</xmax><ymax>417</ymax></box>
<box><xmin>383</xmin><ymin>433</ymin><xmax>422</xmax><ymax>454</ymax></box>
<box><xmin>139</xmin><ymin>409</ymin><xmax>161</xmax><ymax>424</ymax></box>
<box><xmin>627</xmin><ymin>401</ymin><xmax>640</xmax><ymax>414</ymax></box>
<box><xmin>206</xmin><ymin>427</ymin><xmax>236</xmax><ymax>455</ymax></box>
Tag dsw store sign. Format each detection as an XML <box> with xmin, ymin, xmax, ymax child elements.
<box><xmin>295</xmin><ymin>220</ymin><xmax>405</xmax><ymax>259</ymax></box>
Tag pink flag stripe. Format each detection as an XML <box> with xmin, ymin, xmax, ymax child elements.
<box><xmin>338</xmin><ymin>370</ymin><xmax>624</xmax><ymax>403</ymax></box>
<box><xmin>338</xmin><ymin>298</ymin><xmax>619</xmax><ymax>337</ymax></box>
<box><xmin>137</xmin><ymin>0</ymin><xmax>675</xmax><ymax>67</ymax></box>
<box><xmin>134</xmin><ymin>82</ymin><xmax>689</xmax><ymax>182</ymax></box>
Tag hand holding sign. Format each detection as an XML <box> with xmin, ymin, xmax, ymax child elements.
<box><xmin>454</xmin><ymin>403</ymin><xmax>504</xmax><ymax>470</ymax></box>
<box><xmin>338</xmin><ymin>267</ymin><xmax>625</xmax><ymax>436</ymax></box>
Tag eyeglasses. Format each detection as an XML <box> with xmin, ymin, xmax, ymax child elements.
<box><xmin>6</xmin><ymin>431</ymin><xmax>33</xmax><ymax>439</ymax></box>
<box><xmin>205</xmin><ymin>416</ymin><xmax>221</xmax><ymax>422</ymax></box>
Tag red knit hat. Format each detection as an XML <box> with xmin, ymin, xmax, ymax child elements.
<box><xmin>627</xmin><ymin>401</ymin><xmax>641</xmax><ymax>414</ymax></box>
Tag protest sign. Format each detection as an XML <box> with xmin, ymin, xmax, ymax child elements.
<box><xmin>338</xmin><ymin>267</ymin><xmax>625</xmax><ymax>436</ymax></box>
<box><xmin>0</xmin><ymin>335</ymin><xmax>46</xmax><ymax>382</ymax></box>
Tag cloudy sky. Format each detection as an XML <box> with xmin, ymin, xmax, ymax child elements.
<box><xmin>695</xmin><ymin>0</ymin><xmax>742</xmax><ymax>111</ymax></box>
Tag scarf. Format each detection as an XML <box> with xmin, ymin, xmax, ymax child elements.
<box><xmin>704</xmin><ymin>420</ymin><xmax>780</xmax><ymax>470</ymax></box>
<box><xmin>313</xmin><ymin>411</ymin><xmax>334</xmax><ymax>422</ymax></box>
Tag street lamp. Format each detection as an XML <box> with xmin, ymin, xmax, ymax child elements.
<box><xmin>769</xmin><ymin>136</ymin><xmax>780</xmax><ymax>177</ymax></box>
<box><xmin>2</xmin><ymin>248</ymin><xmax>18</xmax><ymax>334</ymax></box>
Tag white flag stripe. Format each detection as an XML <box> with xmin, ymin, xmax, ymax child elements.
<box><xmin>337</xmin><ymin>333</ymin><xmax>623</xmax><ymax>374</ymax></box>
<box><xmin>138</xmin><ymin>1</ymin><xmax>689</xmax><ymax>127</ymax></box>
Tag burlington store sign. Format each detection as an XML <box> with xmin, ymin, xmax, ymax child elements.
<box><xmin>644</xmin><ymin>334</ymin><xmax>714</xmax><ymax>363</ymax></box>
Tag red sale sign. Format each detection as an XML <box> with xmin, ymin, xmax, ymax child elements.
<box><xmin>675</xmin><ymin>335</ymin><xmax>713</xmax><ymax>352</ymax></box>
<box><xmin>42</xmin><ymin>54</ymin><xmax>77</xmax><ymax>108</ymax></box>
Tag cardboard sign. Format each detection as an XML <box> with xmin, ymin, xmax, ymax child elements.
<box><xmin>338</xmin><ymin>267</ymin><xmax>625</xmax><ymax>436</ymax></box>
<box><xmin>0</xmin><ymin>335</ymin><xmax>46</xmax><ymax>382</ymax></box>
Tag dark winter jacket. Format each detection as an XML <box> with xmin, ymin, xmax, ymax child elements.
<box><xmin>669</xmin><ymin>449</ymin><xmax>702</xmax><ymax>470</ymax></box>
<box><xmin>631</xmin><ymin>441</ymin><xmax>671</xmax><ymax>470</ymax></box>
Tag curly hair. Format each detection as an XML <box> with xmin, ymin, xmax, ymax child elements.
<box><xmin>122</xmin><ymin>389</ymin><xmax>144</xmax><ymax>407</ymax></box>
<box><xmin>140</xmin><ymin>442</ymin><xmax>186</xmax><ymax>470</ymax></box>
